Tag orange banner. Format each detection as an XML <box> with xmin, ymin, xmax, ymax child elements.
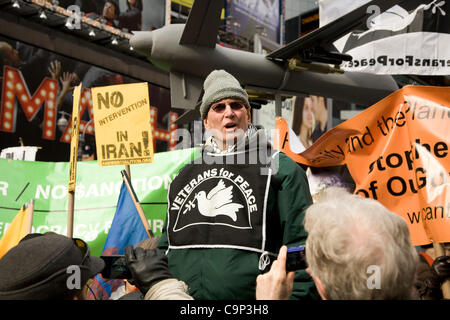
<box><xmin>275</xmin><ymin>86</ymin><xmax>450</xmax><ymax>246</ymax></box>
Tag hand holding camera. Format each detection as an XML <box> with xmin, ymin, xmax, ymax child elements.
<box><xmin>286</xmin><ymin>245</ymin><xmax>307</xmax><ymax>271</ymax></box>
<box><xmin>256</xmin><ymin>246</ymin><xmax>298</xmax><ymax>300</ymax></box>
<box><xmin>100</xmin><ymin>246</ymin><xmax>173</xmax><ymax>295</ymax></box>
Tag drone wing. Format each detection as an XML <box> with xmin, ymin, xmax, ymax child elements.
<box><xmin>266</xmin><ymin>0</ymin><xmax>399</xmax><ymax>63</ymax></box>
<box><xmin>179</xmin><ymin>0</ymin><xmax>224</xmax><ymax>48</ymax></box>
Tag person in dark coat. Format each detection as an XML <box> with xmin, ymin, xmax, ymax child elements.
<box><xmin>119</xmin><ymin>0</ymin><xmax>143</xmax><ymax>32</ymax></box>
<box><xmin>157</xmin><ymin>70</ymin><xmax>317</xmax><ymax>300</ymax></box>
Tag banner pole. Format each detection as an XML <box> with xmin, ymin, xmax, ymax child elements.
<box><xmin>67</xmin><ymin>83</ymin><xmax>82</xmax><ymax>238</ymax></box>
<box><xmin>26</xmin><ymin>199</ymin><xmax>34</xmax><ymax>234</ymax></box>
<box><xmin>125</xmin><ymin>164</ymin><xmax>131</xmax><ymax>181</ymax></box>
<box><xmin>121</xmin><ymin>170</ymin><xmax>152</xmax><ymax>239</ymax></box>
<box><xmin>67</xmin><ymin>193</ymin><xmax>75</xmax><ymax>238</ymax></box>
<box><xmin>433</xmin><ymin>242</ymin><xmax>450</xmax><ymax>299</ymax></box>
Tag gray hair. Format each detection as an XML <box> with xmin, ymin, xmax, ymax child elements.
<box><xmin>304</xmin><ymin>187</ymin><xmax>418</xmax><ymax>300</ymax></box>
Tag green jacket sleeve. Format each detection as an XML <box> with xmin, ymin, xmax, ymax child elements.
<box><xmin>276</xmin><ymin>152</ymin><xmax>319</xmax><ymax>300</ymax></box>
<box><xmin>157</xmin><ymin>218</ymin><xmax>169</xmax><ymax>250</ymax></box>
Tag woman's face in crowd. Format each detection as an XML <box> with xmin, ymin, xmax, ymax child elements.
<box><xmin>103</xmin><ymin>2</ymin><xmax>118</xmax><ymax>20</ymax></box>
<box><xmin>302</xmin><ymin>97</ymin><xmax>314</xmax><ymax>130</ymax></box>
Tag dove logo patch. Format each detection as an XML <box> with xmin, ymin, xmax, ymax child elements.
<box><xmin>167</xmin><ymin>163</ymin><xmax>270</xmax><ymax>251</ymax></box>
<box><xmin>172</xmin><ymin>176</ymin><xmax>253</xmax><ymax>232</ymax></box>
<box><xmin>194</xmin><ymin>180</ymin><xmax>243</xmax><ymax>222</ymax></box>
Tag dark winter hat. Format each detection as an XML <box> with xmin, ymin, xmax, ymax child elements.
<box><xmin>200</xmin><ymin>70</ymin><xmax>250</xmax><ymax>119</ymax></box>
<box><xmin>0</xmin><ymin>233</ymin><xmax>104</xmax><ymax>300</ymax></box>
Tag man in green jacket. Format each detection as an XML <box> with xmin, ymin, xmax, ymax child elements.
<box><xmin>157</xmin><ymin>69</ymin><xmax>318</xmax><ymax>300</ymax></box>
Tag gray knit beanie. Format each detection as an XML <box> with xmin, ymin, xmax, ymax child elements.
<box><xmin>200</xmin><ymin>70</ymin><xmax>250</xmax><ymax>119</ymax></box>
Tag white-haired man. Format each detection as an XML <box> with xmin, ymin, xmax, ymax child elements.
<box><xmin>256</xmin><ymin>187</ymin><xmax>418</xmax><ymax>300</ymax></box>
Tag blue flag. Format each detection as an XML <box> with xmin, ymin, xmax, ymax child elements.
<box><xmin>102</xmin><ymin>182</ymin><xmax>149</xmax><ymax>255</ymax></box>
<box><xmin>87</xmin><ymin>182</ymin><xmax>149</xmax><ymax>300</ymax></box>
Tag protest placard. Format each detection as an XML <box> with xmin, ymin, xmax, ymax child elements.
<box><xmin>92</xmin><ymin>83</ymin><xmax>154</xmax><ymax>166</ymax></box>
<box><xmin>275</xmin><ymin>86</ymin><xmax>450</xmax><ymax>245</ymax></box>
<box><xmin>0</xmin><ymin>148</ymin><xmax>200</xmax><ymax>256</ymax></box>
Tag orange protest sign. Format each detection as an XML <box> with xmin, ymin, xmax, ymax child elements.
<box><xmin>275</xmin><ymin>86</ymin><xmax>450</xmax><ymax>246</ymax></box>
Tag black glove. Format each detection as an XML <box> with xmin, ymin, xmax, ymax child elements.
<box><xmin>124</xmin><ymin>245</ymin><xmax>173</xmax><ymax>295</ymax></box>
<box><xmin>432</xmin><ymin>255</ymin><xmax>450</xmax><ymax>283</ymax></box>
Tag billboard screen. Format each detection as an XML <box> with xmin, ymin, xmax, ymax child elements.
<box><xmin>226</xmin><ymin>0</ymin><xmax>281</xmax><ymax>43</ymax></box>
<box><xmin>0</xmin><ymin>36</ymin><xmax>178</xmax><ymax>162</ymax></box>
<box><xmin>56</xmin><ymin>0</ymin><xmax>166</xmax><ymax>32</ymax></box>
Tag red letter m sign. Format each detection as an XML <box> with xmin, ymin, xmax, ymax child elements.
<box><xmin>1</xmin><ymin>66</ymin><xmax>58</xmax><ymax>140</ymax></box>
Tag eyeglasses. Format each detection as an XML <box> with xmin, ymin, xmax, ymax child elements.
<box><xmin>73</xmin><ymin>238</ymin><xmax>90</xmax><ymax>265</ymax></box>
<box><xmin>210</xmin><ymin>101</ymin><xmax>246</xmax><ymax>113</ymax></box>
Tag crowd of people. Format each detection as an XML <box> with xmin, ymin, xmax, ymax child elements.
<box><xmin>0</xmin><ymin>31</ymin><xmax>137</xmax><ymax>161</ymax></box>
<box><xmin>0</xmin><ymin>69</ymin><xmax>449</xmax><ymax>300</ymax></box>
<box><xmin>83</xmin><ymin>0</ymin><xmax>143</xmax><ymax>31</ymax></box>
<box><xmin>48</xmin><ymin>0</ymin><xmax>144</xmax><ymax>32</ymax></box>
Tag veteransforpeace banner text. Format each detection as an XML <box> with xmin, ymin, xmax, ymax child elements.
<box><xmin>0</xmin><ymin>148</ymin><xmax>200</xmax><ymax>256</ymax></box>
<box><xmin>319</xmin><ymin>0</ymin><xmax>450</xmax><ymax>75</ymax></box>
<box><xmin>275</xmin><ymin>86</ymin><xmax>450</xmax><ymax>246</ymax></box>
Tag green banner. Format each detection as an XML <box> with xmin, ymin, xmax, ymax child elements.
<box><xmin>0</xmin><ymin>148</ymin><xmax>200</xmax><ymax>256</ymax></box>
